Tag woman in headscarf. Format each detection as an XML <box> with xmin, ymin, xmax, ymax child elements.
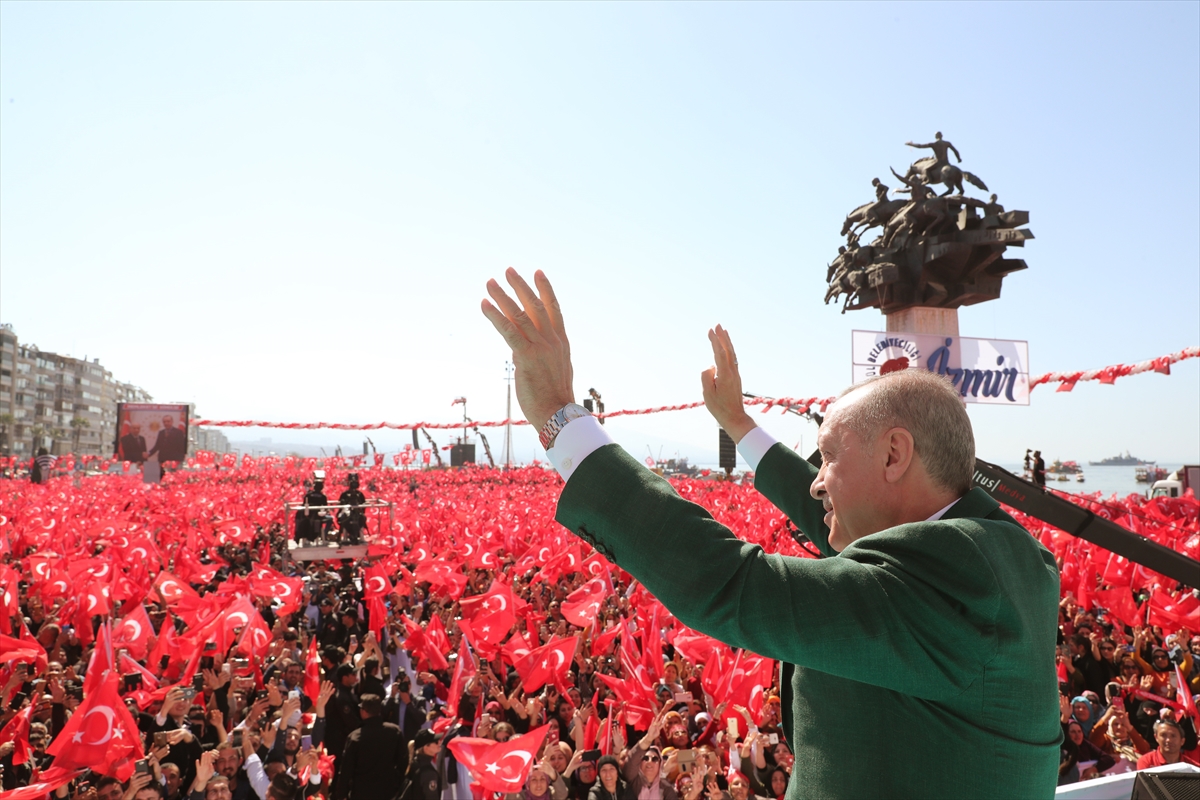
<box><xmin>505</xmin><ymin>761</ymin><xmax>568</xmax><ymax>800</ymax></box>
<box><xmin>1070</xmin><ymin>696</ymin><xmax>1098</xmax><ymax>738</ymax></box>
<box><xmin>1097</xmin><ymin>712</ymin><xmax>1152</xmax><ymax>774</ymax></box>
<box><xmin>1058</xmin><ymin>720</ymin><xmax>1114</xmax><ymax>785</ymax></box>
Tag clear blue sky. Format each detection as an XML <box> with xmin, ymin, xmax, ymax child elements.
<box><xmin>2</xmin><ymin>1</ymin><xmax>1197</xmax><ymax>466</ymax></box>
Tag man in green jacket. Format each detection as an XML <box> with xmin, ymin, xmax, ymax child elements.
<box><xmin>481</xmin><ymin>268</ymin><xmax>1061</xmax><ymax>798</ymax></box>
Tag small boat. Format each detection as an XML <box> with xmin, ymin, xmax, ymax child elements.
<box><xmin>1057</xmin><ymin>473</ymin><xmax>1069</xmax><ymax>482</ymax></box>
<box><xmin>1076</xmin><ymin>473</ymin><xmax>1085</xmax><ymax>483</ymax></box>
<box><xmin>1135</xmin><ymin>465</ymin><xmax>1169</xmax><ymax>483</ymax></box>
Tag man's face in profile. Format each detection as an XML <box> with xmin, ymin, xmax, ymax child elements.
<box><xmin>811</xmin><ymin>389</ymin><xmax>884</xmax><ymax>552</ymax></box>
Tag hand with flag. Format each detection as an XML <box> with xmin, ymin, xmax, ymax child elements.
<box><xmin>515</xmin><ymin>635</ymin><xmax>578</xmax><ymax>695</ymax></box>
<box><xmin>449</xmin><ymin>723</ymin><xmax>551</xmax><ymax>793</ymax></box>
<box><xmin>45</xmin><ymin>670</ymin><xmax>144</xmax><ymax>779</ymax></box>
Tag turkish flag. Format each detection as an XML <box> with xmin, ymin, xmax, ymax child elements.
<box><xmin>1095</xmin><ymin>587</ymin><xmax>1142</xmax><ymax>629</ymax></box>
<box><xmin>237</xmin><ymin>612</ymin><xmax>274</xmax><ymax>659</ymax></box>
<box><xmin>249</xmin><ymin>565</ymin><xmax>303</xmax><ymax>613</ymax></box>
<box><xmin>500</xmin><ymin>630</ymin><xmax>535</xmax><ymax>669</ymax></box>
<box><xmin>590</xmin><ymin>624</ymin><xmax>621</xmax><ymax>657</ymax></box>
<box><xmin>424</xmin><ymin>615</ymin><xmax>453</xmax><ymax>665</ymax></box>
<box><xmin>46</xmin><ymin>671</ymin><xmax>144</xmax><ymax>779</ymax></box>
<box><xmin>594</xmin><ymin>672</ymin><xmax>655</xmax><ymax>729</ymax></box>
<box><xmin>0</xmin><ymin>633</ymin><xmax>45</xmax><ymax>669</ymax></box>
<box><xmin>532</xmin><ymin>545</ymin><xmax>583</xmax><ymax>584</ymax></box>
<box><xmin>113</xmin><ymin>604</ymin><xmax>154</xmax><ymax>660</ymax></box>
<box><xmin>363</xmin><ymin>564</ymin><xmax>394</xmax><ymax>599</ymax></box>
<box><xmin>670</xmin><ymin>628</ymin><xmax>726</xmax><ymax>667</ymax></box>
<box><xmin>81</xmin><ymin>580</ymin><xmax>113</xmax><ymax>617</ymax></box>
<box><xmin>444</xmin><ymin>637</ymin><xmax>475</xmax><ymax>720</ymax></box>
<box><xmin>0</xmin><ymin>704</ymin><xmax>33</xmax><ymax>765</ymax></box>
<box><xmin>118</xmin><ymin>652</ymin><xmax>160</xmax><ymax>691</ymax></box>
<box><xmin>415</xmin><ymin>560</ymin><xmax>468</xmax><ymax>600</ymax></box>
<box><xmin>458</xmin><ymin>607</ymin><xmax>514</xmax><ymax>661</ymax></box>
<box><xmin>460</xmin><ymin>580</ymin><xmax>523</xmax><ymax>622</ymax></box>
<box><xmin>581</xmin><ymin>552</ymin><xmax>612</xmax><ymax>579</ymax></box>
<box><xmin>303</xmin><ymin>635</ymin><xmax>321</xmax><ymax>705</ymax></box>
<box><xmin>1177</xmin><ymin>665</ymin><xmax>1198</xmax><ymax>720</ymax></box>
<box><xmin>148</xmin><ymin>615</ymin><xmax>181</xmax><ymax>679</ymax></box>
<box><xmin>449</xmin><ymin>724</ymin><xmax>551</xmax><ymax>793</ymax></box>
<box><xmin>515</xmin><ymin>636</ymin><xmax>577</xmax><ymax>694</ymax></box>
<box><xmin>562</xmin><ymin>577</ymin><xmax>608</xmax><ymax>628</ymax></box>
<box><xmin>83</xmin><ymin>622</ymin><xmax>115</xmax><ymax>697</ymax></box>
<box><xmin>3</xmin><ymin>766</ymin><xmax>85</xmax><ymax>800</ymax></box>
<box><xmin>154</xmin><ymin>571</ymin><xmax>203</xmax><ymax>622</ymax></box>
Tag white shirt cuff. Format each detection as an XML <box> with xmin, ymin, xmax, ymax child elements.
<box><xmin>736</xmin><ymin>427</ymin><xmax>779</xmax><ymax>471</ymax></box>
<box><xmin>546</xmin><ymin>416</ymin><xmax>614</xmax><ymax>482</ymax></box>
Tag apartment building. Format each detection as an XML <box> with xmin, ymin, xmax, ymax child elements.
<box><xmin>0</xmin><ymin>323</ymin><xmax>225</xmax><ymax>458</ymax></box>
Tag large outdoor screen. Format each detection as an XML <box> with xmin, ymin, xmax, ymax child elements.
<box><xmin>114</xmin><ymin>403</ymin><xmax>190</xmax><ymax>464</ymax></box>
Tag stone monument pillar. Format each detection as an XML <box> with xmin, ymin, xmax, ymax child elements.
<box><xmin>886</xmin><ymin>307</ymin><xmax>959</xmax><ymax>339</ymax></box>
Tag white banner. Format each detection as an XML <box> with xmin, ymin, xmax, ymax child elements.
<box><xmin>851</xmin><ymin>330</ymin><xmax>1030</xmax><ymax>406</ymax></box>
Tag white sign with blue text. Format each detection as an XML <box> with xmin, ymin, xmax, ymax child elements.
<box><xmin>851</xmin><ymin>330</ymin><xmax>1030</xmax><ymax>406</ymax></box>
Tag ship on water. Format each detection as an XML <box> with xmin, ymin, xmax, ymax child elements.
<box><xmin>1089</xmin><ymin>451</ymin><xmax>1153</xmax><ymax>466</ymax></box>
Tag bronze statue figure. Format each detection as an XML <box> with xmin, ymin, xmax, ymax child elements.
<box><xmin>822</xmin><ymin>134</ymin><xmax>1033</xmax><ymax>314</ymax></box>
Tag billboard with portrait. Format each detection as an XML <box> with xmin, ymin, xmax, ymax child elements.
<box><xmin>115</xmin><ymin>403</ymin><xmax>190</xmax><ymax>464</ymax></box>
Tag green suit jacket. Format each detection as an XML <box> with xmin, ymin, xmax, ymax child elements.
<box><xmin>556</xmin><ymin>442</ymin><xmax>1061</xmax><ymax>799</ymax></box>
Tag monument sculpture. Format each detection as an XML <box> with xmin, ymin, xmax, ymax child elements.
<box><xmin>826</xmin><ymin>133</ymin><xmax>1032</xmax><ymax>316</ymax></box>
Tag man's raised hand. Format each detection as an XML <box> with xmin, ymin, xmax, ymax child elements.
<box><xmin>701</xmin><ymin>325</ymin><xmax>755</xmax><ymax>443</ymax></box>
<box><xmin>481</xmin><ymin>268</ymin><xmax>575</xmax><ymax>430</ymax></box>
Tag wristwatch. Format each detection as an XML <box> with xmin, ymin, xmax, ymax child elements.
<box><xmin>539</xmin><ymin>403</ymin><xmax>592</xmax><ymax>450</ymax></box>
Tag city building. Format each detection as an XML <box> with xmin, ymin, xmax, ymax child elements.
<box><xmin>0</xmin><ymin>323</ymin><xmax>229</xmax><ymax>458</ymax></box>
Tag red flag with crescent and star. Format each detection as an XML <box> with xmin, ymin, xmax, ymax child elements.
<box><xmin>514</xmin><ymin>636</ymin><xmax>577</xmax><ymax>694</ymax></box>
<box><xmin>45</xmin><ymin>670</ymin><xmax>143</xmax><ymax>778</ymax></box>
<box><xmin>448</xmin><ymin>723</ymin><xmax>551</xmax><ymax>793</ymax></box>
<box><xmin>562</xmin><ymin>577</ymin><xmax>608</xmax><ymax>629</ymax></box>
<box><xmin>304</xmin><ymin>635</ymin><xmax>321</xmax><ymax>705</ymax></box>
<box><xmin>112</xmin><ymin>603</ymin><xmax>154</xmax><ymax>660</ymax></box>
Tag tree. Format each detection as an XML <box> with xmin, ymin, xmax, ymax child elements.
<box><xmin>70</xmin><ymin>416</ymin><xmax>91</xmax><ymax>453</ymax></box>
<box><xmin>29</xmin><ymin>423</ymin><xmax>48</xmax><ymax>454</ymax></box>
<box><xmin>50</xmin><ymin>427</ymin><xmax>66</xmax><ymax>454</ymax></box>
<box><xmin>0</xmin><ymin>413</ymin><xmax>12</xmax><ymax>455</ymax></box>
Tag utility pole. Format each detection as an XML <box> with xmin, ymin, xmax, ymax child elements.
<box><xmin>502</xmin><ymin>362</ymin><xmax>515</xmax><ymax>468</ymax></box>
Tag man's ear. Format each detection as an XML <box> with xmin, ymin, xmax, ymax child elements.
<box><xmin>881</xmin><ymin>427</ymin><xmax>915</xmax><ymax>484</ymax></box>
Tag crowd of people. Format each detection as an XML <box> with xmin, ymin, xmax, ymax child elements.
<box><xmin>1</xmin><ymin>458</ymin><xmax>1197</xmax><ymax>799</ymax></box>
<box><xmin>1055</xmin><ymin>595</ymin><xmax>1200</xmax><ymax>782</ymax></box>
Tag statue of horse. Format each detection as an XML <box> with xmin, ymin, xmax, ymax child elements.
<box><xmin>841</xmin><ymin>198</ymin><xmax>907</xmax><ymax>237</ymax></box>
<box><xmin>905</xmin><ymin>157</ymin><xmax>988</xmax><ymax>197</ymax></box>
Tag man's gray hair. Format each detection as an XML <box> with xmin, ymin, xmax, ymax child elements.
<box><xmin>838</xmin><ymin>370</ymin><xmax>975</xmax><ymax>495</ymax></box>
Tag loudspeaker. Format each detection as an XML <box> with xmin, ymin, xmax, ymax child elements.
<box><xmin>718</xmin><ymin>429</ymin><xmax>736</xmax><ymax>474</ymax></box>
<box><xmin>450</xmin><ymin>444</ymin><xmax>475</xmax><ymax>467</ymax></box>
<box><xmin>1130</xmin><ymin>771</ymin><xmax>1200</xmax><ymax>800</ymax></box>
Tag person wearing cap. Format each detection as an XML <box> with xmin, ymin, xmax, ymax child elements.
<box><xmin>588</xmin><ymin>756</ymin><xmax>626</xmax><ymax>800</ymax></box>
<box><xmin>324</xmin><ymin>663</ymin><xmax>362</xmax><ymax>767</ymax></box>
<box><xmin>404</xmin><ymin>729</ymin><xmax>443</xmax><ymax>800</ymax></box>
<box><xmin>481</xmin><ymin>270</ymin><xmax>1062</xmax><ymax>799</ymax></box>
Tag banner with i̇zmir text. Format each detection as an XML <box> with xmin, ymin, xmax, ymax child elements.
<box><xmin>852</xmin><ymin>330</ymin><xmax>1030</xmax><ymax>406</ymax></box>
